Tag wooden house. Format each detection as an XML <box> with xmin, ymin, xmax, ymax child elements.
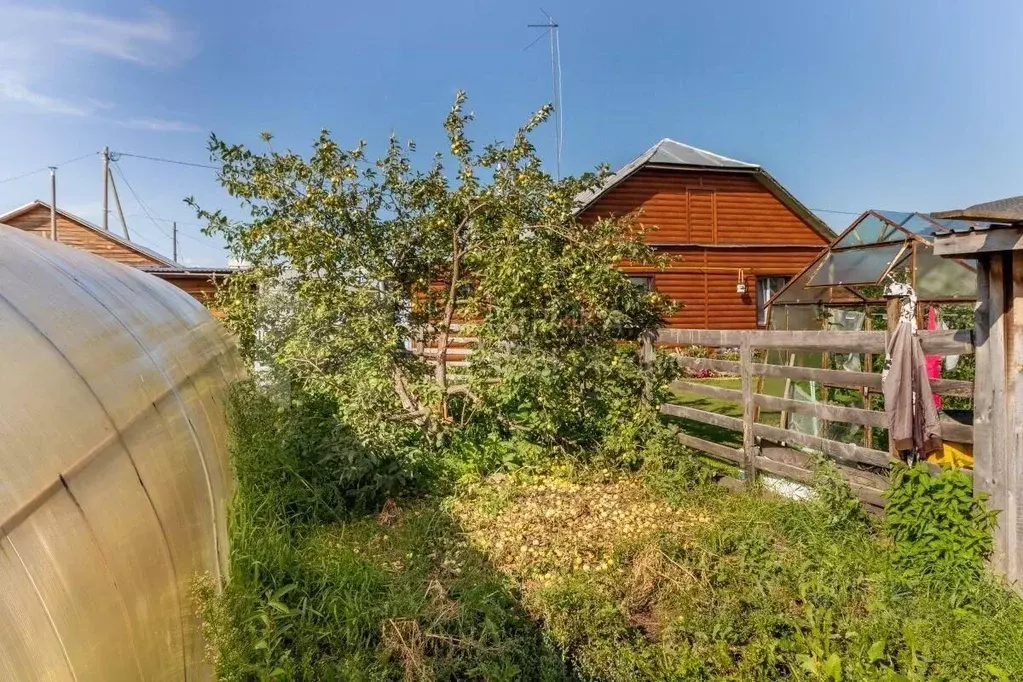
<box><xmin>0</xmin><ymin>200</ymin><xmax>233</xmax><ymax>307</ymax></box>
<box><xmin>576</xmin><ymin>139</ymin><xmax>834</xmax><ymax>329</ymax></box>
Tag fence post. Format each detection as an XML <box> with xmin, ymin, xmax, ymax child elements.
<box><xmin>740</xmin><ymin>333</ymin><xmax>757</xmax><ymax>483</ymax></box>
<box><xmin>640</xmin><ymin>330</ymin><xmax>655</xmax><ymax>402</ymax></box>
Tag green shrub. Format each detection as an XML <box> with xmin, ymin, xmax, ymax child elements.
<box><xmin>884</xmin><ymin>462</ymin><xmax>997</xmax><ymax>580</ymax></box>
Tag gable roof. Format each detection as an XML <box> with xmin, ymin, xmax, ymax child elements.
<box><xmin>574</xmin><ymin>138</ymin><xmax>834</xmax><ymax>240</ymax></box>
<box><xmin>0</xmin><ymin>200</ymin><xmax>176</xmax><ymax>267</ymax></box>
<box><xmin>932</xmin><ymin>195</ymin><xmax>1023</xmax><ymax>224</ymax></box>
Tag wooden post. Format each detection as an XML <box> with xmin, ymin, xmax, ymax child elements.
<box><xmin>1009</xmin><ymin>251</ymin><xmax>1023</xmax><ymax>581</ymax></box>
<box><xmin>978</xmin><ymin>254</ymin><xmax>1012</xmax><ymax>575</ymax></box>
<box><xmin>640</xmin><ymin>330</ymin><xmax>655</xmax><ymax>403</ymax></box>
<box><xmin>49</xmin><ymin>167</ymin><xmax>57</xmax><ymax>241</ymax></box>
<box><xmin>863</xmin><ymin>312</ymin><xmax>874</xmax><ymax>449</ymax></box>
<box><xmin>740</xmin><ymin>333</ymin><xmax>756</xmax><ymax>483</ymax></box>
<box><xmin>102</xmin><ymin>146</ymin><xmax>110</xmax><ymax>232</ymax></box>
<box><xmin>886</xmin><ymin>296</ymin><xmax>901</xmax><ymax>459</ymax></box>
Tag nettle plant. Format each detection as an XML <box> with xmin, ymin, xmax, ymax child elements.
<box><xmin>193</xmin><ymin>92</ymin><xmax>675</xmax><ymax>458</ymax></box>
<box><xmin>884</xmin><ymin>462</ymin><xmax>997</xmax><ymax>579</ymax></box>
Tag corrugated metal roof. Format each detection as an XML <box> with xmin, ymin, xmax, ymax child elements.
<box><xmin>573</xmin><ymin>138</ymin><xmax>834</xmax><ymax>240</ymax></box>
<box><xmin>932</xmin><ymin>195</ymin><xmax>1023</xmax><ymax>223</ymax></box>
<box><xmin>574</xmin><ymin>138</ymin><xmax>756</xmax><ymax>210</ymax></box>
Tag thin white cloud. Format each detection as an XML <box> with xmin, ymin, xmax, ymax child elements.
<box><xmin>123</xmin><ymin>117</ymin><xmax>202</xmax><ymax>133</ymax></box>
<box><xmin>0</xmin><ymin>5</ymin><xmax>196</xmax><ymax>67</ymax></box>
<box><xmin>0</xmin><ymin>4</ymin><xmax>198</xmax><ymax>129</ymax></box>
<box><xmin>0</xmin><ymin>74</ymin><xmax>91</xmax><ymax>116</ymax></box>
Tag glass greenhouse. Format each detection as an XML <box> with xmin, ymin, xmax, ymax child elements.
<box><xmin>762</xmin><ymin>210</ymin><xmax>987</xmax><ymax>455</ymax></box>
<box><xmin>0</xmin><ymin>225</ymin><xmax>242</xmax><ymax>680</ymax></box>
<box><xmin>768</xmin><ymin>210</ymin><xmax>987</xmax><ymax>330</ymax></box>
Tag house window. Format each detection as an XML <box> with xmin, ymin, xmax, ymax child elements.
<box><xmin>628</xmin><ymin>276</ymin><xmax>653</xmax><ymax>291</ymax></box>
<box><xmin>756</xmin><ymin>276</ymin><xmax>788</xmax><ymax>326</ymax></box>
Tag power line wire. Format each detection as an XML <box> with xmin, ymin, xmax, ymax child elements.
<box><xmin>0</xmin><ymin>151</ymin><xmax>99</xmax><ymax>185</ymax></box>
<box><xmin>114</xmin><ymin>151</ymin><xmax>217</xmax><ymax>170</ymax></box>
<box><xmin>811</xmin><ymin>208</ymin><xmax>862</xmax><ymax>216</ymax></box>
<box><xmin>111</xmin><ymin>161</ymin><xmax>174</xmax><ymax>245</ymax></box>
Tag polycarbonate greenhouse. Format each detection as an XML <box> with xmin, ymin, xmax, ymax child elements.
<box><xmin>0</xmin><ymin>224</ymin><xmax>242</xmax><ymax>680</ymax></box>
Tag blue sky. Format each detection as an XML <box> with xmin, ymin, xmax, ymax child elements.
<box><xmin>1</xmin><ymin>0</ymin><xmax>1021</xmax><ymax>265</ymax></box>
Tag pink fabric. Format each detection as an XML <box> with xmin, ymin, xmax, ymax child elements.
<box><xmin>926</xmin><ymin>306</ymin><xmax>942</xmax><ymax>410</ymax></box>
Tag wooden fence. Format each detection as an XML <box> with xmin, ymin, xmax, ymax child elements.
<box><xmin>654</xmin><ymin>328</ymin><xmax>975</xmax><ymax>509</ymax></box>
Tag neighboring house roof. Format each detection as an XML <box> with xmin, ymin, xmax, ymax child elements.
<box><xmin>0</xmin><ymin>200</ymin><xmax>177</xmax><ymax>267</ymax></box>
<box><xmin>932</xmin><ymin>195</ymin><xmax>1023</xmax><ymax>224</ymax></box>
<box><xmin>574</xmin><ymin>138</ymin><xmax>834</xmax><ymax>240</ymax></box>
<box><xmin>139</xmin><ymin>265</ymin><xmax>239</xmax><ymax>276</ymax></box>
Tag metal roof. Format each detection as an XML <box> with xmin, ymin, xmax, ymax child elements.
<box><xmin>0</xmin><ymin>200</ymin><xmax>177</xmax><ymax>267</ymax></box>
<box><xmin>932</xmin><ymin>195</ymin><xmax>1023</xmax><ymax>224</ymax></box>
<box><xmin>139</xmin><ymin>265</ymin><xmax>239</xmax><ymax>275</ymax></box>
<box><xmin>573</xmin><ymin>138</ymin><xmax>834</xmax><ymax>239</ymax></box>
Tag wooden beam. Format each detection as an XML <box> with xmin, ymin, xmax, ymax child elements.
<box><xmin>750</xmin><ymin>362</ymin><xmax>972</xmax><ymax>395</ymax></box>
<box><xmin>671</xmin><ymin>356</ymin><xmax>741</xmax><ymax>375</ymax></box>
<box><xmin>933</xmin><ymin>227</ymin><xmax>1023</xmax><ymax>257</ymax></box>
<box><xmin>658</xmin><ymin>328</ymin><xmax>973</xmax><ymax>355</ymax></box>
<box><xmin>676</xmin><ymin>432</ymin><xmax>744</xmax><ymax>464</ymax></box>
<box><xmin>986</xmin><ymin>254</ymin><xmax>1011</xmax><ymax>574</ymax></box>
<box><xmin>753</xmin><ymin>455</ymin><xmax>887</xmax><ymax>508</ymax></box>
<box><xmin>669</xmin><ymin>381</ymin><xmax>742</xmax><ymax>402</ymax></box>
<box><xmin>752</xmin><ymin>421</ymin><xmax>893</xmax><ymax>468</ymax></box>
<box><xmin>660</xmin><ymin>403</ymin><xmax>744</xmax><ymax>432</ymax></box>
<box><xmin>1010</xmin><ymin>251</ymin><xmax>1023</xmax><ymax>581</ymax></box>
<box><xmin>753</xmin><ymin>393</ymin><xmax>886</xmax><ymax>428</ymax></box>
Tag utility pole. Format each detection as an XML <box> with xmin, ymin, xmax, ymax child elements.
<box><xmin>172</xmin><ymin>221</ymin><xmax>178</xmax><ymax>262</ymax></box>
<box><xmin>49</xmin><ymin>167</ymin><xmax>57</xmax><ymax>240</ymax></box>
<box><xmin>101</xmin><ymin>146</ymin><xmax>110</xmax><ymax>231</ymax></box>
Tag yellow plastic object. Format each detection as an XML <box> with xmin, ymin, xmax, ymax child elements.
<box><xmin>0</xmin><ymin>225</ymin><xmax>242</xmax><ymax>680</ymax></box>
<box><xmin>928</xmin><ymin>441</ymin><xmax>974</xmax><ymax>469</ymax></box>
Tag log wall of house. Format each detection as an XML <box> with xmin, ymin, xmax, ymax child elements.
<box><xmin>3</xmin><ymin>205</ymin><xmax>165</xmax><ymax>267</ymax></box>
<box><xmin>581</xmin><ymin>168</ymin><xmax>829</xmax><ymax>329</ymax></box>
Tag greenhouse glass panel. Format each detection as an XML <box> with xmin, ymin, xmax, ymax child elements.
<box><xmin>834</xmin><ymin>214</ymin><xmax>905</xmax><ymax>247</ymax></box>
<box><xmin>807</xmin><ymin>243</ymin><xmax>906</xmax><ymax>287</ymax></box>
<box><xmin>914</xmin><ymin>246</ymin><xmax>977</xmax><ymax>299</ymax></box>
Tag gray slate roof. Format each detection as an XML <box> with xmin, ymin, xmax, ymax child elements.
<box><xmin>932</xmin><ymin>195</ymin><xmax>1023</xmax><ymax>224</ymax></box>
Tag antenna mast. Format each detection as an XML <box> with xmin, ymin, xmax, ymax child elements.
<box><xmin>527</xmin><ymin>9</ymin><xmax>564</xmax><ymax>179</ymax></box>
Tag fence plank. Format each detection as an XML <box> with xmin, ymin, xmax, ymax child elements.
<box><xmin>672</xmin><ymin>356</ymin><xmax>742</xmax><ymax>375</ymax></box>
<box><xmin>753</xmin><ymin>455</ymin><xmax>887</xmax><ymax>508</ymax></box>
<box><xmin>752</xmin><ymin>393</ymin><xmax>888</xmax><ymax>428</ymax></box>
<box><xmin>660</xmin><ymin>403</ymin><xmax>744</xmax><ymax>432</ymax></box>
<box><xmin>750</xmin><ymin>363</ymin><xmax>972</xmax><ymax>396</ymax></box>
<box><xmin>669</xmin><ymin>381</ymin><xmax>743</xmax><ymax>402</ymax></box>
<box><xmin>676</xmin><ymin>433</ymin><xmax>744</xmax><ymax>464</ymax></box>
<box><xmin>658</xmin><ymin>328</ymin><xmax>973</xmax><ymax>355</ymax></box>
<box><xmin>752</xmin><ymin>422</ymin><xmax>893</xmax><ymax>468</ymax></box>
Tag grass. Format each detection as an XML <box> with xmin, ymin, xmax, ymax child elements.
<box><xmin>452</xmin><ymin>469</ymin><xmax>1023</xmax><ymax>681</ymax></box>
<box><xmin>201</xmin><ymin>384</ymin><xmax>1023</xmax><ymax>681</ymax></box>
<box><xmin>666</xmin><ymin>377</ymin><xmax>783</xmax><ymax>448</ymax></box>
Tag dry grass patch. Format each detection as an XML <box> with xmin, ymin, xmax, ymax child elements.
<box><xmin>451</xmin><ymin>473</ymin><xmax>709</xmax><ymax>588</ymax></box>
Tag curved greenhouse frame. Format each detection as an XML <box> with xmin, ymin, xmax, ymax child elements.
<box><xmin>0</xmin><ymin>225</ymin><xmax>242</xmax><ymax>680</ymax></box>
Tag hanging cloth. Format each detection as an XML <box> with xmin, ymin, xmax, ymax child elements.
<box><xmin>925</xmin><ymin>305</ymin><xmax>942</xmax><ymax>411</ymax></box>
<box><xmin>881</xmin><ymin>283</ymin><xmax>943</xmax><ymax>457</ymax></box>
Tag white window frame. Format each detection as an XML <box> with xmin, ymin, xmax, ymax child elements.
<box><xmin>756</xmin><ymin>276</ymin><xmax>788</xmax><ymax>327</ymax></box>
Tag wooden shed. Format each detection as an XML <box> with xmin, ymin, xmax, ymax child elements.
<box><xmin>933</xmin><ymin>195</ymin><xmax>1023</xmax><ymax>584</ymax></box>
<box><xmin>0</xmin><ymin>200</ymin><xmax>234</xmax><ymax>308</ymax></box>
<box><xmin>576</xmin><ymin>139</ymin><xmax>834</xmax><ymax>329</ymax></box>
